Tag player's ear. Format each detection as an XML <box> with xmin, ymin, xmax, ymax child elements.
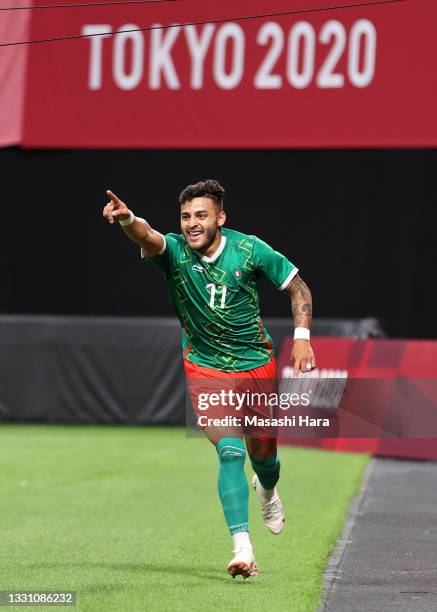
<box><xmin>217</xmin><ymin>210</ymin><xmax>226</xmax><ymax>227</ymax></box>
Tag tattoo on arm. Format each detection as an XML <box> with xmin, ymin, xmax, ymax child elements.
<box><xmin>287</xmin><ymin>275</ymin><xmax>313</xmax><ymax>329</ymax></box>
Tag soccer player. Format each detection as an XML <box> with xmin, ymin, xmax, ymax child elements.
<box><xmin>103</xmin><ymin>180</ymin><xmax>315</xmax><ymax>578</ymax></box>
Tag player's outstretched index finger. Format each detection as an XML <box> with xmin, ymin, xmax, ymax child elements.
<box><xmin>106</xmin><ymin>189</ymin><xmax>119</xmax><ymax>204</ymax></box>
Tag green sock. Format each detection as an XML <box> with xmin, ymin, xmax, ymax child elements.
<box><xmin>216</xmin><ymin>438</ymin><xmax>249</xmax><ymax>535</ymax></box>
<box><xmin>250</xmin><ymin>453</ymin><xmax>281</xmax><ymax>490</ymax></box>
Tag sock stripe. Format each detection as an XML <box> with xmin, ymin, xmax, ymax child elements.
<box><xmin>218</xmin><ymin>445</ymin><xmax>246</xmax><ymax>457</ymax></box>
<box><xmin>230</xmin><ymin>522</ymin><xmax>249</xmax><ymax>535</ymax></box>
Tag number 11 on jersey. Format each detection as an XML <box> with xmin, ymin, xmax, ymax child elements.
<box><xmin>207</xmin><ymin>283</ymin><xmax>227</xmax><ymax>309</ymax></box>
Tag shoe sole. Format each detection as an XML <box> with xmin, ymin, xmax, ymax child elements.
<box><xmin>228</xmin><ymin>560</ymin><xmax>259</xmax><ymax>579</ymax></box>
<box><xmin>267</xmin><ymin>520</ymin><xmax>285</xmax><ymax>535</ymax></box>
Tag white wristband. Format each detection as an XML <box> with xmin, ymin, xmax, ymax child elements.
<box><xmin>119</xmin><ymin>211</ymin><xmax>135</xmax><ymax>226</ymax></box>
<box><xmin>294</xmin><ymin>327</ymin><xmax>310</xmax><ymax>341</ymax></box>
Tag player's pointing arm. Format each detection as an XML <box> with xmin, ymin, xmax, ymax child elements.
<box><xmin>103</xmin><ymin>189</ymin><xmax>164</xmax><ymax>258</ymax></box>
<box><xmin>286</xmin><ymin>275</ymin><xmax>316</xmax><ymax>375</ymax></box>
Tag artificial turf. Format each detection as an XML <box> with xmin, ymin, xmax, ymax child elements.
<box><xmin>0</xmin><ymin>426</ymin><xmax>369</xmax><ymax>611</ymax></box>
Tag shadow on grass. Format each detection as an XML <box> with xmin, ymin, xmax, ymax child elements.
<box><xmin>17</xmin><ymin>561</ymin><xmax>242</xmax><ymax>584</ymax></box>
<box><xmin>103</xmin><ymin>562</ymin><xmax>229</xmax><ymax>582</ymax></box>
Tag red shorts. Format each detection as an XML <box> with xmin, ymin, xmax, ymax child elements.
<box><xmin>184</xmin><ymin>358</ymin><xmax>278</xmax><ymax>439</ymax></box>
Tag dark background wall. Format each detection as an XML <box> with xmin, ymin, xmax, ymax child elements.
<box><xmin>1</xmin><ymin>147</ymin><xmax>435</xmax><ymax>338</ymax></box>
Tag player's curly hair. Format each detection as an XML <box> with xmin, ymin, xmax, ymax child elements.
<box><xmin>179</xmin><ymin>179</ymin><xmax>225</xmax><ymax>210</ymax></box>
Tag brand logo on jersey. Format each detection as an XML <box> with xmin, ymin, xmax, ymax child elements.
<box><xmin>234</xmin><ymin>270</ymin><xmax>241</xmax><ymax>278</ymax></box>
<box><xmin>192</xmin><ymin>264</ymin><xmax>204</xmax><ymax>273</ymax></box>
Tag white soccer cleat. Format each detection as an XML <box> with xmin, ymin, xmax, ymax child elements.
<box><xmin>227</xmin><ymin>546</ymin><xmax>259</xmax><ymax>579</ymax></box>
<box><xmin>252</xmin><ymin>474</ymin><xmax>285</xmax><ymax>534</ymax></box>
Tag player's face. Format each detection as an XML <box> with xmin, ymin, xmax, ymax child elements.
<box><xmin>180</xmin><ymin>197</ymin><xmax>225</xmax><ymax>251</ymax></box>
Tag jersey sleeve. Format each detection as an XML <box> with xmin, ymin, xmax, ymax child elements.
<box><xmin>252</xmin><ymin>236</ymin><xmax>299</xmax><ymax>290</ymax></box>
<box><xmin>140</xmin><ymin>232</ymin><xmax>179</xmax><ymax>275</ymax></box>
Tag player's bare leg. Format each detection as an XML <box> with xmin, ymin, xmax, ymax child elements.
<box><xmin>203</xmin><ymin>425</ymin><xmax>258</xmax><ymax>578</ymax></box>
<box><xmin>246</xmin><ymin>437</ymin><xmax>285</xmax><ymax>534</ymax></box>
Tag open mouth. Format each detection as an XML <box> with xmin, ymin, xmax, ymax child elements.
<box><xmin>187</xmin><ymin>230</ymin><xmax>203</xmax><ymax>240</ymax></box>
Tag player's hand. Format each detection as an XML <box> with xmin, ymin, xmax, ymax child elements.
<box><xmin>103</xmin><ymin>189</ymin><xmax>131</xmax><ymax>224</ymax></box>
<box><xmin>290</xmin><ymin>339</ymin><xmax>316</xmax><ymax>375</ymax></box>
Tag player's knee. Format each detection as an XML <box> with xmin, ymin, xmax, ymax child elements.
<box><xmin>216</xmin><ymin>437</ymin><xmax>246</xmax><ymax>465</ymax></box>
<box><xmin>248</xmin><ymin>437</ymin><xmax>277</xmax><ymax>461</ymax></box>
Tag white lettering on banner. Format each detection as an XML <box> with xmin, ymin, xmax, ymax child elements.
<box><xmin>184</xmin><ymin>25</ymin><xmax>215</xmax><ymax>89</ymax></box>
<box><xmin>317</xmin><ymin>20</ymin><xmax>346</xmax><ymax>88</ymax></box>
<box><xmin>254</xmin><ymin>22</ymin><xmax>284</xmax><ymax>89</ymax></box>
<box><xmin>82</xmin><ymin>19</ymin><xmax>377</xmax><ymax>91</ymax></box>
<box><xmin>113</xmin><ymin>25</ymin><xmax>144</xmax><ymax>90</ymax></box>
<box><xmin>81</xmin><ymin>25</ymin><xmax>112</xmax><ymax>90</ymax></box>
<box><xmin>287</xmin><ymin>22</ymin><xmax>315</xmax><ymax>89</ymax></box>
<box><xmin>213</xmin><ymin>23</ymin><xmax>245</xmax><ymax>90</ymax></box>
<box><xmin>149</xmin><ymin>23</ymin><xmax>181</xmax><ymax>89</ymax></box>
<box><xmin>348</xmin><ymin>20</ymin><xmax>377</xmax><ymax>88</ymax></box>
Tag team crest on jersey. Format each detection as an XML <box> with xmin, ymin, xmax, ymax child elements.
<box><xmin>192</xmin><ymin>264</ymin><xmax>204</xmax><ymax>273</ymax></box>
<box><xmin>234</xmin><ymin>270</ymin><xmax>241</xmax><ymax>277</ymax></box>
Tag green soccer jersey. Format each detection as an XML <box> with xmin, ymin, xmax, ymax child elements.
<box><xmin>145</xmin><ymin>227</ymin><xmax>298</xmax><ymax>372</ymax></box>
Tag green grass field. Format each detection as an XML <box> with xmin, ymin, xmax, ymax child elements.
<box><xmin>0</xmin><ymin>426</ymin><xmax>368</xmax><ymax>611</ymax></box>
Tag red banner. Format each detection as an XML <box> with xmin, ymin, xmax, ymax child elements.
<box><xmin>19</xmin><ymin>0</ymin><xmax>437</xmax><ymax>148</ymax></box>
<box><xmin>277</xmin><ymin>337</ymin><xmax>437</xmax><ymax>460</ymax></box>
<box><xmin>0</xmin><ymin>4</ymin><xmax>29</xmax><ymax>147</ymax></box>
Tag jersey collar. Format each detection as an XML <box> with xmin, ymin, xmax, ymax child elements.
<box><xmin>198</xmin><ymin>234</ymin><xmax>227</xmax><ymax>263</ymax></box>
